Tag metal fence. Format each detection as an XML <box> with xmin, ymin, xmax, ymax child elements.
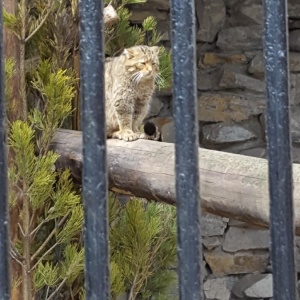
<box><xmin>0</xmin><ymin>0</ymin><xmax>297</xmax><ymax>299</ymax></box>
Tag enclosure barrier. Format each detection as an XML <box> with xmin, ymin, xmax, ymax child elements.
<box><xmin>263</xmin><ymin>0</ymin><xmax>296</xmax><ymax>299</ymax></box>
<box><xmin>0</xmin><ymin>0</ymin><xmax>297</xmax><ymax>299</ymax></box>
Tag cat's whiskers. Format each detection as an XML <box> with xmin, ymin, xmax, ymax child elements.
<box><xmin>131</xmin><ymin>71</ymin><xmax>143</xmax><ymax>85</ymax></box>
<box><xmin>130</xmin><ymin>72</ymin><xmax>140</xmax><ymax>85</ymax></box>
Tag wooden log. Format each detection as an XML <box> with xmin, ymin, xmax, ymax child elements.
<box><xmin>51</xmin><ymin>129</ymin><xmax>300</xmax><ymax>234</ymax></box>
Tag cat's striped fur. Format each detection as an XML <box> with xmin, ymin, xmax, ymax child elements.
<box><xmin>105</xmin><ymin>45</ymin><xmax>160</xmax><ymax>141</ymax></box>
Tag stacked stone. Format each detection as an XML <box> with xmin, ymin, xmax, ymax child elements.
<box><xmin>128</xmin><ymin>0</ymin><xmax>300</xmax><ymax>299</ymax></box>
<box><xmin>129</xmin><ymin>0</ymin><xmax>300</xmax><ymax>162</ymax></box>
<box><xmin>201</xmin><ymin>214</ymin><xmax>273</xmax><ymax>300</ymax></box>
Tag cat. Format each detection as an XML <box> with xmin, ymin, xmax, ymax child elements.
<box><xmin>105</xmin><ymin>45</ymin><xmax>160</xmax><ymax>141</ymax></box>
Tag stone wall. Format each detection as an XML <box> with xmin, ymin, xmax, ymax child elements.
<box><xmin>130</xmin><ymin>0</ymin><xmax>300</xmax><ymax>161</ymax></box>
<box><xmin>128</xmin><ymin>0</ymin><xmax>300</xmax><ymax>299</ymax></box>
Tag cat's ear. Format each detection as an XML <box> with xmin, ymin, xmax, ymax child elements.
<box><xmin>123</xmin><ymin>49</ymin><xmax>129</xmax><ymax>57</ymax></box>
<box><xmin>151</xmin><ymin>46</ymin><xmax>160</xmax><ymax>55</ymax></box>
<box><xmin>123</xmin><ymin>48</ymin><xmax>134</xmax><ymax>58</ymax></box>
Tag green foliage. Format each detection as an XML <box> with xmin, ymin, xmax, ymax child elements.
<box><xmin>8</xmin><ymin>57</ymin><xmax>82</xmax><ymax>299</ymax></box>
<box><xmin>5</xmin><ymin>0</ymin><xmax>175</xmax><ymax>299</ymax></box>
<box><xmin>34</xmin><ymin>262</ymin><xmax>60</xmax><ymax>291</ymax></box>
<box><xmin>4</xmin><ymin>58</ymin><xmax>16</xmax><ymax>101</ymax></box>
<box><xmin>105</xmin><ymin>0</ymin><xmax>172</xmax><ymax>89</ymax></box>
<box><xmin>109</xmin><ymin>195</ymin><xmax>177</xmax><ymax>299</ymax></box>
<box><xmin>29</xmin><ymin>60</ymin><xmax>76</xmax><ymax>153</ymax></box>
<box><xmin>3</xmin><ymin>9</ymin><xmax>20</xmax><ymax>39</ymax></box>
<box><xmin>157</xmin><ymin>47</ymin><xmax>172</xmax><ymax>90</ymax></box>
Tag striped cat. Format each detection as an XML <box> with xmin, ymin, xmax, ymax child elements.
<box><xmin>105</xmin><ymin>45</ymin><xmax>160</xmax><ymax>141</ymax></box>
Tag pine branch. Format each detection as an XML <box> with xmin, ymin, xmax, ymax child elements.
<box><xmin>22</xmin><ymin>184</ymin><xmax>32</xmax><ymax>300</ymax></box>
<box><xmin>31</xmin><ymin>213</ymin><xmax>69</xmax><ymax>262</ymax></box>
<box><xmin>10</xmin><ymin>245</ymin><xmax>25</xmax><ymax>267</ymax></box>
<box><xmin>30</xmin><ymin>217</ymin><xmax>50</xmax><ymax>238</ymax></box>
<box><xmin>31</xmin><ymin>241</ymin><xmax>59</xmax><ymax>272</ymax></box>
<box><xmin>18</xmin><ymin>222</ymin><xmax>25</xmax><ymax>237</ymax></box>
<box><xmin>25</xmin><ymin>7</ymin><xmax>52</xmax><ymax>43</ymax></box>
<box><xmin>46</xmin><ymin>277</ymin><xmax>68</xmax><ymax>300</ymax></box>
<box><xmin>20</xmin><ymin>0</ymin><xmax>28</xmax><ymax>121</ymax></box>
<box><xmin>128</xmin><ymin>273</ymin><xmax>139</xmax><ymax>300</ymax></box>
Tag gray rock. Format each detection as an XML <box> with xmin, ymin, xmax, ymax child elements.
<box><xmin>248</xmin><ymin>51</ymin><xmax>300</xmax><ymax>76</ymax></box>
<box><xmin>202</xmin><ymin>236</ymin><xmax>222</xmax><ymax>250</ymax></box>
<box><xmin>203</xmin><ymin>278</ymin><xmax>231</xmax><ymax>300</ymax></box>
<box><xmin>156</xmin><ymin>21</ymin><xmax>170</xmax><ymax>41</ymax></box>
<box><xmin>239</xmin><ymin>147</ymin><xmax>266</xmax><ymax>158</ymax></box>
<box><xmin>128</xmin><ymin>0</ymin><xmax>170</xmax><ymax>11</ymax></box>
<box><xmin>248</xmin><ymin>52</ymin><xmax>265</xmax><ymax>79</ymax></box>
<box><xmin>200</xmin><ymin>52</ymin><xmax>248</xmax><ymax>67</ymax></box>
<box><xmin>148</xmin><ymin>96</ymin><xmax>164</xmax><ymax>118</ymax></box>
<box><xmin>198</xmin><ymin>92</ymin><xmax>265</xmax><ymax>122</ymax></box>
<box><xmin>217</xmin><ymin>26</ymin><xmax>263</xmax><ymax>50</ymax></box>
<box><xmin>290</xmin><ymin>20</ymin><xmax>300</xmax><ymax>30</ymax></box>
<box><xmin>289</xmin><ymin>52</ymin><xmax>300</xmax><ymax>72</ymax></box>
<box><xmin>292</xmin><ymin>146</ymin><xmax>300</xmax><ymax>163</ymax></box>
<box><xmin>196</xmin><ymin>0</ymin><xmax>226</xmax><ymax>42</ymax></box>
<box><xmin>219</xmin><ymin>68</ymin><xmax>265</xmax><ymax>93</ymax></box>
<box><xmin>228</xmin><ymin>219</ymin><xmax>248</xmax><ymax>227</ymax></box>
<box><xmin>201</xmin><ymin>213</ymin><xmax>228</xmax><ymax>237</ymax></box>
<box><xmin>221</xmin><ymin>139</ymin><xmax>265</xmax><ymax>153</ymax></box>
<box><xmin>290</xmin><ymin>74</ymin><xmax>300</xmax><ymax>106</ymax></box>
<box><xmin>289</xmin><ymin>30</ymin><xmax>300</xmax><ymax>51</ymax></box>
<box><xmin>228</xmin><ymin>219</ymin><xmax>267</xmax><ymax>228</ymax></box>
<box><xmin>244</xmin><ymin>274</ymin><xmax>273</xmax><ymax>298</ymax></box>
<box><xmin>239</xmin><ymin>3</ymin><xmax>263</xmax><ymax>25</ymax></box>
<box><xmin>129</xmin><ymin>10</ymin><xmax>168</xmax><ymax>23</ymax></box>
<box><xmin>204</xmin><ymin>248</ymin><xmax>269</xmax><ymax>276</ymax></box>
<box><xmin>289</xmin><ymin>3</ymin><xmax>300</xmax><ymax>19</ymax></box>
<box><xmin>223</xmin><ymin>226</ymin><xmax>270</xmax><ymax>252</ymax></box>
<box><xmin>296</xmin><ymin>235</ymin><xmax>300</xmax><ymax>248</ymax></box>
<box><xmin>197</xmin><ymin>68</ymin><xmax>222</xmax><ymax>91</ymax></box>
<box><xmin>161</xmin><ymin>120</ymin><xmax>175</xmax><ymax>143</ymax></box>
<box><xmin>225</xmin><ymin>0</ymin><xmax>263</xmax><ymax>28</ymax></box>
<box><xmin>202</xmin><ymin>119</ymin><xmax>261</xmax><ymax>145</ymax></box>
<box><xmin>232</xmin><ymin>274</ymin><xmax>271</xmax><ymax>298</ymax></box>
<box><xmin>295</xmin><ymin>246</ymin><xmax>300</xmax><ymax>273</ymax></box>
<box><xmin>202</xmin><ymin>259</ymin><xmax>209</xmax><ymax>280</ymax></box>
<box><xmin>290</xmin><ymin>107</ymin><xmax>300</xmax><ymax>143</ymax></box>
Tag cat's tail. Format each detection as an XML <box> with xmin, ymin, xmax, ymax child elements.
<box><xmin>143</xmin><ymin>117</ymin><xmax>173</xmax><ymax>141</ymax></box>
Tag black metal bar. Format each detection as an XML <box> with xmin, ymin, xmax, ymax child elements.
<box><xmin>263</xmin><ymin>0</ymin><xmax>296</xmax><ymax>299</ymax></box>
<box><xmin>0</xmin><ymin>2</ymin><xmax>11</xmax><ymax>299</ymax></box>
<box><xmin>170</xmin><ymin>0</ymin><xmax>202</xmax><ymax>299</ymax></box>
<box><xmin>78</xmin><ymin>0</ymin><xmax>109</xmax><ymax>299</ymax></box>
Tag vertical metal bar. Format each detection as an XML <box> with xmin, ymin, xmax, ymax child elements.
<box><xmin>263</xmin><ymin>0</ymin><xmax>296</xmax><ymax>299</ymax></box>
<box><xmin>0</xmin><ymin>1</ymin><xmax>11</xmax><ymax>299</ymax></box>
<box><xmin>170</xmin><ymin>0</ymin><xmax>202</xmax><ymax>299</ymax></box>
<box><xmin>78</xmin><ymin>0</ymin><xmax>109</xmax><ymax>299</ymax></box>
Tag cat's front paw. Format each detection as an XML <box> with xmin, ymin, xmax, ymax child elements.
<box><xmin>112</xmin><ymin>130</ymin><xmax>139</xmax><ymax>141</ymax></box>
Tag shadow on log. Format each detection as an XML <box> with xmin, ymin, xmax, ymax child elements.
<box><xmin>51</xmin><ymin>129</ymin><xmax>300</xmax><ymax>234</ymax></box>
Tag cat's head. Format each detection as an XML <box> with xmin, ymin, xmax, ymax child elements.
<box><xmin>122</xmin><ymin>45</ymin><xmax>160</xmax><ymax>82</ymax></box>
